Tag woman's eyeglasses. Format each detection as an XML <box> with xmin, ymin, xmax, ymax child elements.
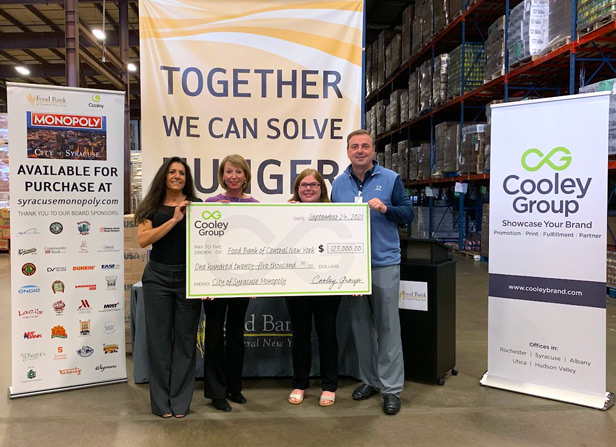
<box><xmin>299</xmin><ymin>182</ymin><xmax>320</xmax><ymax>189</ymax></box>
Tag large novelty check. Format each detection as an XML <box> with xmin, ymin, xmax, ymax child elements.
<box><xmin>187</xmin><ymin>203</ymin><xmax>371</xmax><ymax>297</ymax></box>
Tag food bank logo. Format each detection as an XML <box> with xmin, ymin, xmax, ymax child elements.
<box><xmin>521</xmin><ymin>147</ymin><xmax>572</xmax><ymax>172</ymax></box>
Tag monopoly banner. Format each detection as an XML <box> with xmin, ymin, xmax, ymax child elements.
<box><xmin>481</xmin><ymin>92</ymin><xmax>614</xmax><ymax>409</ymax></box>
<box><xmin>187</xmin><ymin>202</ymin><xmax>371</xmax><ymax>297</ymax></box>
<box><xmin>8</xmin><ymin>83</ymin><xmax>127</xmax><ymax>398</ymax></box>
<box><xmin>139</xmin><ymin>0</ymin><xmax>364</xmax><ymax>201</ymax></box>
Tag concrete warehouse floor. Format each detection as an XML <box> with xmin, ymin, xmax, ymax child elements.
<box><xmin>0</xmin><ymin>253</ymin><xmax>615</xmax><ymax>447</ymax></box>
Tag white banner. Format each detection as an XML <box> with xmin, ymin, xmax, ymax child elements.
<box><xmin>480</xmin><ymin>92</ymin><xmax>614</xmax><ymax>409</ymax></box>
<box><xmin>8</xmin><ymin>83</ymin><xmax>127</xmax><ymax>398</ymax></box>
<box><xmin>187</xmin><ymin>202</ymin><xmax>371</xmax><ymax>297</ymax></box>
<box><xmin>139</xmin><ymin>0</ymin><xmax>364</xmax><ymax>202</ymax></box>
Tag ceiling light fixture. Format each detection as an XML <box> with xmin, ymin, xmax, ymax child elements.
<box><xmin>92</xmin><ymin>29</ymin><xmax>106</xmax><ymax>40</ymax></box>
<box><xmin>127</xmin><ymin>63</ymin><xmax>137</xmax><ymax>72</ymax></box>
<box><xmin>15</xmin><ymin>66</ymin><xmax>30</xmax><ymax>75</ymax></box>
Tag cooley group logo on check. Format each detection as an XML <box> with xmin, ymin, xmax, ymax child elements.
<box><xmin>502</xmin><ymin>146</ymin><xmax>592</xmax><ymax>219</ymax></box>
<box><xmin>194</xmin><ymin>210</ymin><xmax>227</xmax><ymax>237</ymax></box>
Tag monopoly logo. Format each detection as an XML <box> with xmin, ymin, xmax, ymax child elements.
<box><xmin>22</xmin><ymin>263</ymin><xmax>36</xmax><ymax>276</ymax></box>
<box><xmin>96</xmin><ymin>364</ymin><xmax>117</xmax><ymax>372</ymax></box>
<box><xmin>77</xmin><ymin>221</ymin><xmax>91</xmax><ymax>235</ymax></box>
<box><xmin>99</xmin><ymin>227</ymin><xmax>120</xmax><ymax>233</ymax></box>
<box><xmin>194</xmin><ymin>210</ymin><xmax>228</xmax><ymax>237</ymax></box>
<box><xmin>52</xmin><ymin>300</ymin><xmax>65</xmax><ymax>315</ymax></box>
<box><xmin>51</xmin><ymin>325</ymin><xmax>67</xmax><ymax>339</ymax></box>
<box><xmin>45</xmin><ymin>246</ymin><xmax>67</xmax><ymax>254</ymax></box>
<box><xmin>503</xmin><ymin>147</ymin><xmax>591</xmax><ymax>218</ymax></box>
<box><xmin>76</xmin><ymin>346</ymin><xmax>94</xmax><ymax>357</ymax></box>
<box><xmin>59</xmin><ymin>367</ymin><xmax>81</xmax><ymax>376</ymax></box>
<box><xmin>18</xmin><ymin>248</ymin><xmax>37</xmax><ymax>255</ymax></box>
<box><xmin>100</xmin><ymin>302</ymin><xmax>120</xmax><ymax>312</ymax></box>
<box><xmin>20</xmin><ymin>352</ymin><xmax>45</xmax><ymax>362</ymax></box>
<box><xmin>49</xmin><ymin>222</ymin><xmax>63</xmax><ymax>234</ymax></box>
<box><xmin>52</xmin><ymin>280</ymin><xmax>65</xmax><ymax>293</ymax></box>
<box><xmin>19</xmin><ymin>308</ymin><xmax>43</xmax><ymax>318</ymax></box>
<box><xmin>73</xmin><ymin>265</ymin><xmax>95</xmax><ymax>271</ymax></box>
<box><xmin>19</xmin><ymin>285</ymin><xmax>41</xmax><ymax>294</ymax></box>
<box><xmin>47</xmin><ymin>266</ymin><xmax>67</xmax><ymax>272</ymax></box>
<box><xmin>23</xmin><ymin>331</ymin><xmax>43</xmax><ymax>340</ymax></box>
<box><xmin>31</xmin><ymin>112</ymin><xmax>102</xmax><ymax>129</ymax></box>
<box><xmin>75</xmin><ymin>284</ymin><xmax>97</xmax><ymax>291</ymax></box>
<box><xmin>102</xmin><ymin>321</ymin><xmax>116</xmax><ymax>334</ymax></box>
<box><xmin>103</xmin><ymin>344</ymin><xmax>119</xmax><ymax>354</ymax></box>
<box><xmin>101</xmin><ymin>264</ymin><xmax>120</xmax><ymax>270</ymax></box>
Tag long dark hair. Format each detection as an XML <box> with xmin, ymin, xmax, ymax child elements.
<box><xmin>134</xmin><ymin>157</ymin><xmax>197</xmax><ymax>224</ymax></box>
<box><xmin>289</xmin><ymin>168</ymin><xmax>330</xmax><ymax>203</ymax></box>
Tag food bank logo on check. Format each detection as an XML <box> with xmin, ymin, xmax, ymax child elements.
<box><xmin>194</xmin><ymin>210</ymin><xmax>227</xmax><ymax>236</ymax></box>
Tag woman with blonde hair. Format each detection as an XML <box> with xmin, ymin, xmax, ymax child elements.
<box><xmin>203</xmin><ymin>154</ymin><xmax>258</xmax><ymax>412</ymax></box>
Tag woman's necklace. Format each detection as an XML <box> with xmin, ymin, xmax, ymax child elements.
<box><xmin>224</xmin><ymin>194</ymin><xmax>243</xmax><ymax>202</ymax></box>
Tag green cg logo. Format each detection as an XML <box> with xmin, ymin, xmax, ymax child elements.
<box><xmin>91</xmin><ymin>94</ymin><xmax>101</xmax><ymax>103</ymax></box>
<box><xmin>202</xmin><ymin>210</ymin><xmax>221</xmax><ymax>220</ymax></box>
<box><xmin>521</xmin><ymin>147</ymin><xmax>571</xmax><ymax>172</ymax></box>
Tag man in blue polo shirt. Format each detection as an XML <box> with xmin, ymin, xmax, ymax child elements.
<box><xmin>331</xmin><ymin>129</ymin><xmax>414</xmax><ymax>415</ymax></box>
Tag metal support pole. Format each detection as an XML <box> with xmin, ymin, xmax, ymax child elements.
<box><xmin>64</xmin><ymin>0</ymin><xmax>79</xmax><ymax>86</ymax></box>
<box><xmin>119</xmin><ymin>0</ymin><xmax>131</xmax><ymax>214</ymax></box>
<box><xmin>570</xmin><ymin>0</ymin><xmax>577</xmax><ymax>94</ymax></box>
<box><xmin>459</xmin><ymin>189</ymin><xmax>465</xmax><ymax>251</ymax></box>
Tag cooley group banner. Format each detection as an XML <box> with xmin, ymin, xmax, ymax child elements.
<box><xmin>8</xmin><ymin>83</ymin><xmax>127</xmax><ymax>398</ymax></box>
<box><xmin>139</xmin><ymin>0</ymin><xmax>364</xmax><ymax>200</ymax></box>
<box><xmin>480</xmin><ymin>92</ymin><xmax>614</xmax><ymax>409</ymax></box>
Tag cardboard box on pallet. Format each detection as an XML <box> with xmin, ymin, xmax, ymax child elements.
<box><xmin>398</xmin><ymin>140</ymin><xmax>409</xmax><ymax>180</ymax></box>
<box><xmin>417</xmin><ymin>143</ymin><xmax>432</xmax><ymax>179</ymax></box>
<box><xmin>409</xmin><ymin>70</ymin><xmax>420</xmax><ymax>120</ymax></box>
<box><xmin>485</xmin><ymin>16</ymin><xmax>506</xmax><ymax>82</ymax></box>
<box><xmin>577</xmin><ymin>0</ymin><xmax>616</xmax><ymax>33</ymax></box>
<box><xmin>433</xmin><ymin>0</ymin><xmax>448</xmax><ymax>35</ymax></box>
<box><xmin>409</xmin><ymin>146</ymin><xmax>420</xmax><ymax>181</ymax></box>
<box><xmin>401</xmin><ymin>4</ymin><xmax>414</xmax><ymax>63</ymax></box>
<box><xmin>460</xmin><ymin>124</ymin><xmax>487</xmax><ymax>174</ymax></box>
<box><xmin>400</xmin><ymin>91</ymin><xmax>409</xmax><ymax>124</ymax></box>
<box><xmin>377</xmin><ymin>30</ymin><xmax>397</xmax><ymax>88</ymax></box>
<box><xmin>365</xmin><ymin>43</ymin><xmax>373</xmax><ymax>96</ymax></box>
<box><xmin>435</xmin><ymin>121</ymin><xmax>460</xmax><ymax>176</ymax></box>
<box><xmin>579</xmin><ymin>78</ymin><xmax>616</xmax><ymax>155</ymax></box>
<box><xmin>418</xmin><ymin>59</ymin><xmax>432</xmax><ymax>114</ymax></box>
<box><xmin>385</xmin><ymin>34</ymin><xmax>402</xmax><ymax>79</ymax></box>
<box><xmin>433</xmin><ymin>53</ymin><xmax>450</xmax><ymax>107</ymax></box>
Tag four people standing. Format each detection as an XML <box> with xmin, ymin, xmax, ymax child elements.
<box><xmin>139</xmin><ymin>132</ymin><xmax>413</xmax><ymax>416</ymax></box>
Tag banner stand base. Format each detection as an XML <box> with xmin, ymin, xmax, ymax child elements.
<box><xmin>9</xmin><ymin>377</ymin><xmax>128</xmax><ymax>399</ymax></box>
<box><xmin>480</xmin><ymin>372</ymin><xmax>614</xmax><ymax>410</ymax></box>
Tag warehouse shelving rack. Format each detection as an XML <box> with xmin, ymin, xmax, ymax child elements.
<box><xmin>365</xmin><ymin>0</ymin><xmax>616</xmax><ymax>250</ymax></box>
